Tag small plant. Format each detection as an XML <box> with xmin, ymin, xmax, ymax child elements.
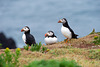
<box><xmin>41</xmin><ymin>46</ymin><xmax>47</xmax><ymax>53</ymax></box>
<box><xmin>46</xmin><ymin>49</ymin><xmax>50</xmax><ymax>52</ymax></box>
<box><xmin>0</xmin><ymin>48</ymin><xmax>13</xmax><ymax>67</ymax></box>
<box><xmin>13</xmin><ymin>48</ymin><xmax>21</xmax><ymax>66</ymax></box>
<box><xmin>30</xmin><ymin>44</ymin><xmax>34</xmax><ymax>51</ymax></box>
<box><xmin>88</xmin><ymin>49</ymin><xmax>100</xmax><ymax>60</ymax></box>
<box><xmin>93</xmin><ymin>35</ymin><xmax>100</xmax><ymax>45</ymax></box>
<box><xmin>30</xmin><ymin>42</ymin><xmax>42</xmax><ymax>52</ymax></box>
<box><xmin>25</xmin><ymin>59</ymin><xmax>81</xmax><ymax>67</ymax></box>
<box><xmin>4</xmin><ymin>47</ymin><xmax>12</xmax><ymax>64</ymax></box>
<box><xmin>89</xmin><ymin>29</ymin><xmax>95</xmax><ymax>35</ymax></box>
<box><xmin>24</xmin><ymin>42</ymin><xmax>48</xmax><ymax>53</ymax></box>
<box><xmin>0</xmin><ymin>43</ymin><xmax>2</xmax><ymax>46</ymax></box>
<box><xmin>24</xmin><ymin>45</ymin><xmax>29</xmax><ymax>50</ymax></box>
<box><xmin>0</xmin><ymin>43</ymin><xmax>2</xmax><ymax>48</ymax></box>
<box><xmin>0</xmin><ymin>47</ymin><xmax>21</xmax><ymax>67</ymax></box>
<box><xmin>0</xmin><ymin>54</ymin><xmax>5</xmax><ymax>67</ymax></box>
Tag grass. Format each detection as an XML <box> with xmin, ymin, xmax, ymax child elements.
<box><xmin>0</xmin><ymin>33</ymin><xmax>100</xmax><ymax>67</ymax></box>
<box><xmin>25</xmin><ymin>59</ymin><xmax>81</xmax><ymax>67</ymax></box>
<box><xmin>92</xmin><ymin>34</ymin><xmax>100</xmax><ymax>45</ymax></box>
<box><xmin>16</xmin><ymin>47</ymin><xmax>100</xmax><ymax>67</ymax></box>
<box><xmin>49</xmin><ymin>48</ymin><xmax>67</xmax><ymax>56</ymax></box>
<box><xmin>0</xmin><ymin>48</ymin><xmax>82</xmax><ymax>67</ymax></box>
<box><xmin>89</xmin><ymin>29</ymin><xmax>100</xmax><ymax>45</ymax></box>
<box><xmin>88</xmin><ymin>49</ymin><xmax>100</xmax><ymax>60</ymax></box>
<box><xmin>0</xmin><ymin>48</ymin><xmax>100</xmax><ymax>67</ymax></box>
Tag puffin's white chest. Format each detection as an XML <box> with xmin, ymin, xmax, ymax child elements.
<box><xmin>44</xmin><ymin>37</ymin><xmax>57</xmax><ymax>45</ymax></box>
<box><xmin>61</xmin><ymin>26</ymin><xmax>72</xmax><ymax>39</ymax></box>
<box><xmin>22</xmin><ymin>34</ymin><xmax>26</xmax><ymax>43</ymax></box>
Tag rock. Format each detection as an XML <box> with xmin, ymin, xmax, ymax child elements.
<box><xmin>0</xmin><ymin>32</ymin><xmax>17</xmax><ymax>49</ymax></box>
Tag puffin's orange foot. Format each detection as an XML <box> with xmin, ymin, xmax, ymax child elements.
<box><xmin>64</xmin><ymin>39</ymin><xmax>68</xmax><ymax>43</ymax></box>
<box><xmin>64</xmin><ymin>39</ymin><xmax>71</xmax><ymax>43</ymax></box>
<box><xmin>65</xmin><ymin>40</ymin><xmax>68</xmax><ymax>43</ymax></box>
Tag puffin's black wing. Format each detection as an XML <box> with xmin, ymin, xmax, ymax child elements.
<box><xmin>26</xmin><ymin>34</ymin><xmax>36</xmax><ymax>46</ymax></box>
<box><xmin>69</xmin><ymin>28</ymin><xmax>78</xmax><ymax>39</ymax></box>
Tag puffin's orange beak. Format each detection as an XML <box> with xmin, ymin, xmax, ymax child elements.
<box><xmin>45</xmin><ymin>33</ymin><xmax>48</xmax><ymax>37</ymax></box>
<box><xmin>58</xmin><ymin>20</ymin><xmax>62</xmax><ymax>23</ymax></box>
<box><xmin>21</xmin><ymin>29</ymin><xmax>24</xmax><ymax>32</ymax></box>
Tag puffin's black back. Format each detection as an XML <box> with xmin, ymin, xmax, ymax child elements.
<box><xmin>63</xmin><ymin>18</ymin><xmax>78</xmax><ymax>39</ymax></box>
<box><xmin>25</xmin><ymin>33</ymin><xmax>36</xmax><ymax>46</ymax></box>
<box><xmin>24</xmin><ymin>26</ymin><xmax>36</xmax><ymax>46</ymax></box>
<box><xmin>69</xmin><ymin>28</ymin><xmax>78</xmax><ymax>39</ymax></box>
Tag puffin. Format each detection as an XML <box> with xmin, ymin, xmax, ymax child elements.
<box><xmin>58</xmin><ymin>18</ymin><xmax>78</xmax><ymax>43</ymax></box>
<box><xmin>44</xmin><ymin>31</ymin><xmax>57</xmax><ymax>45</ymax></box>
<box><xmin>21</xmin><ymin>26</ymin><xmax>36</xmax><ymax>46</ymax></box>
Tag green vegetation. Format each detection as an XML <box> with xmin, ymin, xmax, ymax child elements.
<box><xmin>0</xmin><ymin>43</ymin><xmax>2</xmax><ymax>48</ymax></box>
<box><xmin>0</xmin><ymin>43</ymin><xmax>2</xmax><ymax>46</ymax></box>
<box><xmin>0</xmin><ymin>48</ymin><xmax>21</xmax><ymax>67</ymax></box>
<box><xmin>93</xmin><ymin>35</ymin><xmax>100</xmax><ymax>45</ymax></box>
<box><xmin>89</xmin><ymin>28</ymin><xmax>100</xmax><ymax>45</ymax></box>
<box><xmin>0</xmin><ymin>48</ymin><xmax>81</xmax><ymax>67</ymax></box>
<box><xmin>88</xmin><ymin>49</ymin><xmax>100</xmax><ymax>60</ymax></box>
<box><xmin>0</xmin><ymin>46</ymin><xmax>100</xmax><ymax>67</ymax></box>
<box><xmin>0</xmin><ymin>33</ymin><xmax>100</xmax><ymax>67</ymax></box>
<box><xmin>49</xmin><ymin>49</ymin><xmax>66</xmax><ymax>56</ymax></box>
<box><xmin>41</xmin><ymin>46</ymin><xmax>47</xmax><ymax>53</ymax></box>
<box><xmin>24</xmin><ymin>42</ymin><xmax>47</xmax><ymax>53</ymax></box>
<box><xmin>89</xmin><ymin>29</ymin><xmax>95</xmax><ymax>35</ymax></box>
<box><xmin>24</xmin><ymin>45</ymin><xmax>29</xmax><ymax>50</ymax></box>
<box><xmin>25</xmin><ymin>59</ymin><xmax>81</xmax><ymax>67</ymax></box>
<box><xmin>30</xmin><ymin>42</ymin><xmax>42</xmax><ymax>52</ymax></box>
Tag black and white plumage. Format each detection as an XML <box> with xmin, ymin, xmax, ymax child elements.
<box><xmin>58</xmin><ymin>18</ymin><xmax>78</xmax><ymax>40</ymax></box>
<box><xmin>21</xmin><ymin>26</ymin><xmax>36</xmax><ymax>46</ymax></box>
<box><xmin>44</xmin><ymin>31</ymin><xmax>57</xmax><ymax>45</ymax></box>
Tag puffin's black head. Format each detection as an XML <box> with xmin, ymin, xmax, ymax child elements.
<box><xmin>58</xmin><ymin>18</ymin><xmax>69</xmax><ymax>27</ymax></box>
<box><xmin>21</xmin><ymin>26</ymin><xmax>30</xmax><ymax>34</ymax></box>
<box><xmin>58</xmin><ymin>18</ymin><xmax>68</xmax><ymax>24</ymax></box>
<box><xmin>45</xmin><ymin>30</ymin><xmax>56</xmax><ymax>37</ymax></box>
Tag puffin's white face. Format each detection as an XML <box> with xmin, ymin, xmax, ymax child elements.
<box><xmin>47</xmin><ymin>32</ymin><xmax>53</xmax><ymax>36</ymax></box>
<box><xmin>45</xmin><ymin>31</ymin><xmax>54</xmax><ymax>37</ymax></box>
<box><xmin>21</xmin><ymin>26</ymin><xmax>30</xmax><ymax>32</ymax></box>
<box><xmin>58</xmin><ymin>18</ymin><xmax>66</xmax><ymax>24</ymax></box>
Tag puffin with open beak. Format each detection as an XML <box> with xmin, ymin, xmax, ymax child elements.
<box><xmin>44</xmin><ymin>31</ymin><xmax>57</xmax><ymax>45</ymax></box>
<box><xmin>21</xmin><ymin>26</ymin><xmax>36</xmax><ymax>46</ymax></box>
<box><xmin>58</xmin><ymin>18</ymin><xmax>78</xmax><ymax>43</ymax></box>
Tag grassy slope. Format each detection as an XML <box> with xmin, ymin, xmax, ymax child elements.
<box><xmin>0</xmin><ymin>33</ymin><xmax>100</xmax><ymax>67</ymax></box>
<box><xmin>18</xmin><ymin>48</ymin><xmax>100</xmax><ymax>67</ymax></box>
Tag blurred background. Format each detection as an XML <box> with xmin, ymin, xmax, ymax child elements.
<box><xmin>0</xmin><ymin>0</ymin><xmax>100</xmax><ymax>48</ymax></box>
